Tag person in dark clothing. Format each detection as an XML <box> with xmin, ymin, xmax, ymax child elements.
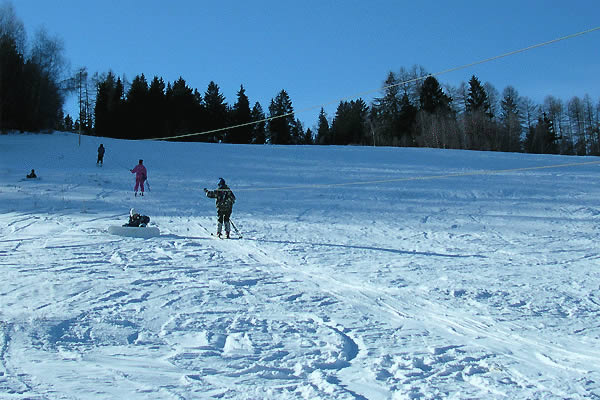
<box><xmin>97</xmin><ymin>144</ymin><xmax>105</xmax><ymax>165</ymax></box>
<box><xmin>123</xmin><ymin>208</ymin><xmax>150</xmax><ymax>227</ymax></box>
<box><xmin>26</xmin><ymin>169</ymin><xmax>37</xmax><ymax>179</ymax></box>
<box><xmin>204</xmin><ymin>178</ymin><xmax>236</xmax><ymax>238</ymax></box>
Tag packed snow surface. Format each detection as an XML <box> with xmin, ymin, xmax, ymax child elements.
<box><xmin>1</xmin><ymin>132</ymin><xmax>600</xmax><ymax>399</ymax></box>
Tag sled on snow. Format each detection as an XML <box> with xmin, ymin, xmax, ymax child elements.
<box><xmin>108</xmin><ymin>225</ymin><xmax>160</xmax><ymax>238</ymax></box>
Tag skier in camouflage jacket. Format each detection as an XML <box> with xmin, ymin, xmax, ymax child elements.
<box><xmin>204</xmin><ymin>178</ymin><xmax>236</xmax><ymax>238</ymax></box>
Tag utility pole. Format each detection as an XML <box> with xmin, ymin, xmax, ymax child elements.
<box><xmin>78</xmin><ymin>69</ymin><xmax>82</xmax><ymax>146</ymax></box>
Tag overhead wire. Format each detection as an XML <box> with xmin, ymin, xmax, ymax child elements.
<box><xmin>145</xmin><ymin>26</ymin><xmax>600</xmax><ymax>142</ymax></box>
<box><xmin>138</xmin><ymin>26</ymin><xmax>600</xmax><ymax>193</ymax></box>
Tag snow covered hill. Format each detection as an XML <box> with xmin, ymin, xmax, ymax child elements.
<box><xmin>1</xmin><ymin>132</ymin><xmax>600</xmax><ymax>399</ymax></box>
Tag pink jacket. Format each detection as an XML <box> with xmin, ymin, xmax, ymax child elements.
<box><xmin>131</xmin><ymin>164</ymin><xmax>147</xmax><ymax>180</ymax></box>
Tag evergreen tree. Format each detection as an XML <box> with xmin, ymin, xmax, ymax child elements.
<box><xmin>461</xmin><ymin>76</ymin><xmax>496</xmax><ymax>150</ymax></box>
<box><xmin>371</xmin><ymin>72</ymin><xmax>402</xmax><ymax>144</ymax></box>
<box><xmin>147</xmin><ymin>76</ymin><xmax>167</xmax><ymax>138</ymax></box>
<box><xmin>500</xmin><ymin>86</ymin><xmax>519</xmax><ymax>119</ymax></box>
<box><xmin>204</xmin><ymin>81</ymin><xmax>228</xmax><ymax>142</ymax></box>
<box><xmin>330</xmin><ymin>99</ymin><xmax>369</xmax><ymax>145</ymax></box>
<box><xmin>55</xmin><ymin>109</ymin><xmax>65</xmax><ymax>131</ymax></box>
<box><xmin>111</xmin><ymin>77</ymin><xmax>125</xmax><ymax>137</ymax></box>
<box><xmin>419</xmin><ymin>76</ymin><xmax>452</xmax><ymax>115</ymax></box>
<box><xmin>316</xmin><ymin>108</ymin><xmax>330</xmax><ymax>144</ymax></box>
<box><xmin>397</xmin><ymin>93</ymin><xmax>418</xmax><ymax>145</ymax></box>
<box><xmin>94</xmin><ymin>71</ymin><xmax>117</xmax><ymax>137</ymax></box>
<box><xmin>267</xmin><ymin>90</ymin><xmax>295</xmax><ymax>144</ymax></box>
<box><xmin>94</xmin><ymin>71</ymin><xmax>126</xmax><ymax>138</ymax></box>
<box><xmin>250</xmin><ymin>102</ymin><xmax>266</xmax><ymax>144</ymax></box>
<box><xmin>524</xmin><ymin>112</ymin><xmax>558</xmax><ymax>154</ymax></box>
<box><xmin>127</xmin><ymin>74</ymin><xmax>148</xmax><ymax>104</ymax></box>
<box><xmin>0</xmin><ymin>1</ymin><xmax>26</xmax><ymax>131</ymax></box>
<box><xmin>229</xmin><ymin>85</ymin><xmax>252</xmax><ymax>143</ymax></box>
<box><xmin>125</xmin><ymin>73</ymin><xmax>149</xmax><ymax>138</ymax></box>
<box><xmin>166</xmin><ymin>77</ymin><xmax>199</xmax><ymax>139</ymax></box>
<box><xmin>466</xmin><ymin>75</ymin><xmax>492</xmax><ymax>117</ymax></box>
<box><xmin>0</xmin><ymin>29</ymin><xmax>64</xmax><ymax>133</ymax></box>
<box><xmin>416</xmin><ymin>77</ymin><xmax>456</xmax><ymax>149</ymax></box>
<box><xmin>64</xmin><ymin>114</ymin><xmax>73</xmax><ymax>131</ymax></box>
<box><xmin>291</xmin><ymin>118</ymin><xmax>305</xmax><ymax>144</ymax></box>
<box><xmin>304</xmin><ymin>127</ymin><xmax>314</xmax><ymax>145</ymax></box>
<box><xmin>0</xmin><ymin>34</ymin><xmax>24</xmax><ymax>132</ymax></box>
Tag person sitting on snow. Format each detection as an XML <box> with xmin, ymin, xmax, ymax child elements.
<box><xmin>124</xmin><ymin>208</ymin><xmax>150</xmax><ymax>227</ymax></box>
<box><xmin>204</xmin><ymin>178</ymin><xmax>236</xmax><ymax>238</ymax></box>
<box><xmin>26</xmin><ymin>169</ymin><xmax>37</xmax><ymax>179</ymax></box>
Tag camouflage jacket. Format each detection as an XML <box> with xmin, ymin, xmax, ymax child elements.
<box><xmin>206</xmin><ymin>186</ymin><xmax>236</xmax><ymax>211</ymax></box>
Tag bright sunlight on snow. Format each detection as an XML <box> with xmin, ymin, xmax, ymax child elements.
<box><xmin>1</xmin><ymin>132</ymin><xmax>600</xmax><ymax>399</ymax></box>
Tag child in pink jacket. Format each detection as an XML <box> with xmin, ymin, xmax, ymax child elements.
<box><xmin>130</xmin><ymin>159</ymin><xmax>147</xmax><ymax>196</ymax></box>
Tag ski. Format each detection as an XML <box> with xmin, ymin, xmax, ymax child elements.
<box><xmin>210</xmin><ymin>233</ymin><xmax>241</xmax><ymax>240</ymax></box>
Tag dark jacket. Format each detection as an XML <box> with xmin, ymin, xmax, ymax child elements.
<box><xmin>124</xmin><ymin>214</ymin><xmax>150</xmax><ymax>227</ymax></box>
<box><xmin>205</xmin><ymin>185</ymin><xmax>236</xmax><ymax>212</ymax></box>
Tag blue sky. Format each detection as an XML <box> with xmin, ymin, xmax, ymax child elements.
<box><xmin>12</xmin><ymin>0</ymin><xmax>600</xmax><ymax>128</ymax></box>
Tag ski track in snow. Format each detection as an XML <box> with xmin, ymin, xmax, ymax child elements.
<box><xmin>1</xmin><ymin>133</ymin><xmax>600</xmax><ymax>399</ymax></box>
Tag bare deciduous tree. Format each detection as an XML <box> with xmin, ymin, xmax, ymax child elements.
<box><xmin>0</xmin><ymin>1</ymin><xmax>25</xmax><ymax>52</ymax></box>
<box><xmin>520</xmin><ymin>96</ymin><xmax>538</xmax><ymax>134</ymax></box>
<box><xmin>29</xmin><ymin>27</ymin><xmax>68</xmax><ymax>83</ymax></box>
<box><xmin>566</xmin><ymin>96</ymin><xmax>585</xmax><ymax>154</ymax></box>
<box><xmin>484</xmin><ymin>82</ymin><xmax>500</xmax><ymax>119</ymax></box>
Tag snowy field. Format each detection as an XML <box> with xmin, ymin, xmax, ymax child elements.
<box><xmin>1</xmin><ymin>132</ymin><xmax>600</xmax><ymax>399</ymax></box>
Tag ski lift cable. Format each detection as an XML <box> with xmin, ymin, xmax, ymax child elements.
<box><xmin>144</xmin><ymin>26</ymin><xmax>600</xmax><ymax>142</ymax></box>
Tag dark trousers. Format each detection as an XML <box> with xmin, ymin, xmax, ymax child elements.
<box><xmin>217</xmin><ymin>209</ymin><xmax>232</xmax><ymax>223</ymax></box>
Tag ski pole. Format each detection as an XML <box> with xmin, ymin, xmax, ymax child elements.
<box><xmin>145</xmin><ymin>178</ymin><xmax>151</xmax><ymax>192</ymax></box>
<box><xmin>229</xmin><ymin>219</ymin><xmax>242</xmax><ymax>238</ymax></box>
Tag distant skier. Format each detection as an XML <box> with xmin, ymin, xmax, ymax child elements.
<box><xmin>26</xmin><ymin>169</ymin><xmax>37</xmax><ymax>179</ymax></box>
<box><xmin>130</xmin><ymin>159</ymin><xmax>147</xmax><ymax>197</ymax></box>
<box><xmin>97</xmin><ymin>144</ymin><xmax>105</xmax><ymax>166</ymax></box>
<box><xmin>204</xmin><ymin>178</ymin><xmax>236</xmax><ymax>238</ymax></box>
<box><xmin>123</xmin><ymin>208</ymin><xmax>150</xmax><ymax>227</ymax></box>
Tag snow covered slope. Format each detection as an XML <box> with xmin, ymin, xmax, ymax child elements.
<box><xmin>1</xmin><ymin>132</ymin><xmax>600</xmax><ymax>399</ymax></box>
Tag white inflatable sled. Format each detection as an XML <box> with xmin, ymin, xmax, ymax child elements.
<box><xmin>108</xmin><ymin>225</ymin><xmax>160</xmax><ymax>238</ymax></box>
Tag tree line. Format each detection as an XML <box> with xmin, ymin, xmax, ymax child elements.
<box><xmin>82</xmin><ymin>66</ymin><xmax>600</xmax><ymax>155</ymax></box>
<box><xmin>0</xmin><ymin>2</ymin><xmax>67</xmax><ymax>133</ymax></box>
<box><xmin>88</xmin><ymin>71</ymin><xmax>310</xmax><ymax>144</ymax></box>
<box><xmin>2</xmin><ymin>2</ymin><xmax>599</xmax><ymax>155</ymax></box>
<box><xmin>317</xmin><ymin>67</ymin><xmax>600</xmax><ymax>155</ymax></box>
